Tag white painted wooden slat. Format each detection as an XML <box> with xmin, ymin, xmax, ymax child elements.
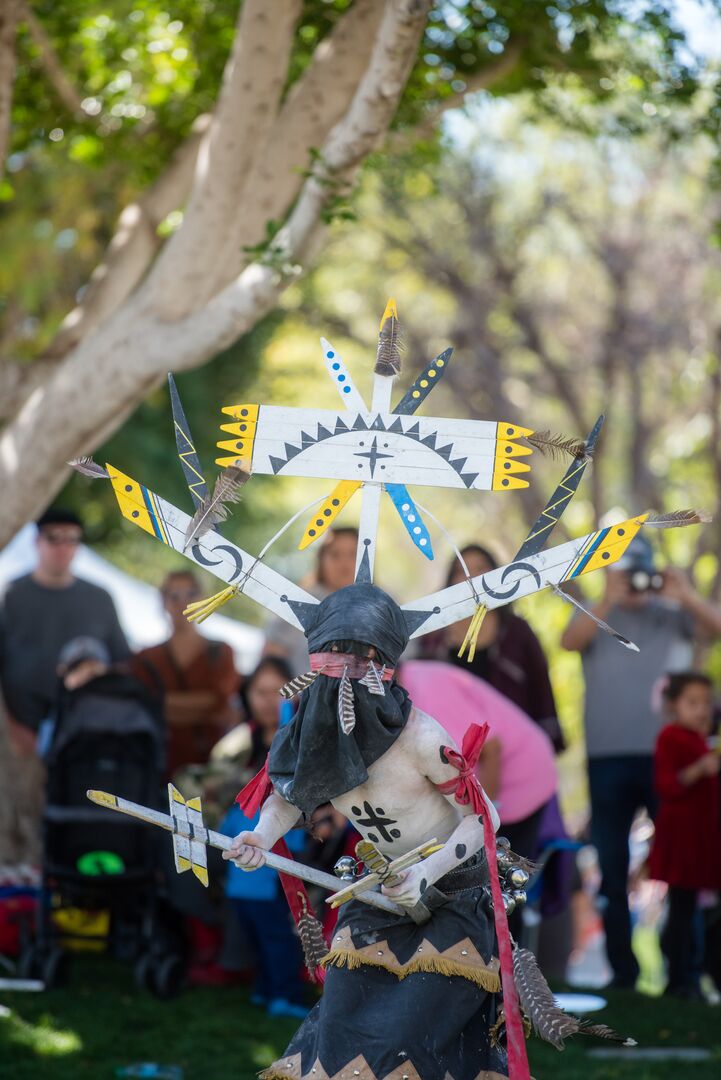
<box><xmin>403</xmin><ymin>520</ymin><xmax>641</xmax><ymax>636</ymax></box>
<box><xmin>355</xmin><ymin>483</ymin><xmax>382</xmax><ymax>580</ymax></box>
<box><xmin>224</xmin><ymin>404</ymin><xmax>524</xmax><ymax>443</ymax></box>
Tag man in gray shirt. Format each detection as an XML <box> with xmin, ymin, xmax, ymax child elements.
<box><xmin>561</xmin><ymin>537</ymin><xmax>721</xmax><ymax>987</ymax></box>
<box><xmin>0</xmin><ymin>508</ymin><xmax>129</xmax><ymax>861</ymax></box>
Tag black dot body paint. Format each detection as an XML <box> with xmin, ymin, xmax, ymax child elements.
<box><xmin>455</xmin><ymin>843</ymin><xmax>467</xmax><ymax>860</ymax></box>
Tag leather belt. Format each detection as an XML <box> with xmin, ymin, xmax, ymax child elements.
<box><xmin>436</xmin><ymin>851</ymin><xmax>489</xmax><ymax>895</ymax></box>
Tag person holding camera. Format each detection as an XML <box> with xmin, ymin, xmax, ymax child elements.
<box><xmin>561</xmin><ymin>536</ymin><xmax>721</xmax><ymax>988</ymax></box>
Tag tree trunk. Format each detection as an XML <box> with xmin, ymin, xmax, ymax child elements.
<box><xmin>0</xmin><ymin>0</ymin><xmax>19</xmax><ymax>170</ymax></box>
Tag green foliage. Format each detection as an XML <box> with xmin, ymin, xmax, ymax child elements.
<box><xmin>2</xmin><ymin>1</ymin><xmax>707</xmax><ymax>363</ymax></box>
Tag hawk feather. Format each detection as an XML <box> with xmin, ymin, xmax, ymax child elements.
<box><xmin>297</xmin><ymin>895</ymin><xmax>328</xmax><ymax>979</ymax></box>
<box><xmin>338</xmin><ymin>665</ymin><xmax>356</xmax><ymax>735</ymax></box>
<box><xmin>278</xmin><ymin>669</ymin><xmax>322</xmax><ymax>700</ymax></box>
<box><xmin>69</xmin><ymin>456</ymin><xmax>110</xmax><ymax>480</ymax></box>
<box><xmin>358</xmin><ymin>660</ymin><xmax>386</xmax><ymax>696</ymax></box>
<box><xmin>375</xmin><ymin>314</ymin><xmax>404</xmax><ymax>377</ymax></box>
<box><xmin>513</xmin><ymin>947</ymin><xmax>635</xmax><ymax>1049</ymax></box>
<box><xmin>183</xmin><ymin>464</ymin><xmax>249</xmax><ymax>550</ymax></box>
<box><xmin>524</xmin><ymin>430</ymin><xmax>589</xmax><ymax>461</ymax></box>
<box><xmin>645</xmin><ymin>508</ymin><xmax>712</xmax><ymax>529</ymax></box>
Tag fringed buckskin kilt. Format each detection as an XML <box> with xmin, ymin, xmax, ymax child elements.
<box><xmin>260</xmin><ymin>855</ymin><xmax>508</xmax><ymax>1080</ymax></box>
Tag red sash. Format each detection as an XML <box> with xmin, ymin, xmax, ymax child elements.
<box><xmin>437</xmin><ymin>722</ymin><xmax>530</xmax><ymax>1080</ymax></box>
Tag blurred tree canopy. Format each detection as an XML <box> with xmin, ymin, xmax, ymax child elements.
<box><xmin>0</xmin><ymin>0</ymin><xmax>713</xmax><ymax>548</ymax></box>
<box><xmin>296</xmin><ymin>93</ymin><xmax>721</xmax><ymax>589</ymax></box>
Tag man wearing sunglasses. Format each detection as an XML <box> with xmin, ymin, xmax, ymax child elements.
<box><xmin>0</xmin><ymin>508</ymin><xmax>129</xmax><ymax>862</ymax></box>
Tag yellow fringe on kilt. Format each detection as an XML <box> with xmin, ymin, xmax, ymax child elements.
<box><xmin>321</xmin><ymin>946</ymin><xmax>501</xmax><ymax>993</ymax></box>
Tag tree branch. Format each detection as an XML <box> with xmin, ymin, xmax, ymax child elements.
<box><xmin>20</xmin><ymin>1</ymin><xmax>84</xmax><ymax>115</ymax></box>
<box><xmin>177</xmin><ymin>0</ymin><xmax>432</xmax><ymax>358</ymax></box>
<box><xmin>215</xmin><ymin>0</ymin><xmax>386</xmax><ymax>288</ymax></box>
<box><xmin>392</xmin><ymin>37</ymin><xmax>525</xmax><ymax>147</ymax></box>
<box><xmin>147</xmin><ymin>0</ymin><xmax>303</xmax><ymax>318</ymax></box>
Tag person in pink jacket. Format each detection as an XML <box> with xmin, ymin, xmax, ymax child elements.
<box><xmin>399</xmin><ymin>660</ymin><xmax>558</xmax><ymax>853</ymax></box>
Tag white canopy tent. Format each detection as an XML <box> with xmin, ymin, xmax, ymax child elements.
<box><xmin>0</xmin><ymin>525</ymin><xmax>264</xmax><ymax>673</ymax></box>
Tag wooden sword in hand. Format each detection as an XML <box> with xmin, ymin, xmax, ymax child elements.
<box><xmin>86</xmin><ymin>785</ymin><xmax>416</xmax><ymax>920</ymax></box>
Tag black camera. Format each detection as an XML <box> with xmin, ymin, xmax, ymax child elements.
<box><xmin>628</xmin><ymin>569</ymin><xmax>664</xmax><ymax>594</ymax></box>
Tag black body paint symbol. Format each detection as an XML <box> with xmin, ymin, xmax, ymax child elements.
<box><xmin>353</xmin><ymin>435</ymin><xmax>393</xmax><ymax>478</ymax></box>
<box><xmin>455</xmin><ymin>844</ymin><xmax>467</xmax><ymax>859</ymax></box>
<box><xmin>481</xmin><ymin>561</ymin><xmax>542</xmax><ymax>601</ymax></box>
<box><xmin>350</xmin><ymin>802</ymin><xmax>401</xmax><ymax>842</ymax></box>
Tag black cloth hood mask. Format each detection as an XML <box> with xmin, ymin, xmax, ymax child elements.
<box><xmin>268</xmin><ymin>584</ymin><xmax>413</xmax><ymax>812</ymax></box>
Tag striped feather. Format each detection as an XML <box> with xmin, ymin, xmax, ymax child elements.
<box><xmin>278</xmin><ymin>670</ymin><xmax>321</xmax><ymax>700</ymax></box>
<box><xmin>297</xmin><ymin>896</ymin><xmax>328</xmax><ymax>978</ymax></box>
<box><xmin>513</xmin><ymin>947</ymin><xmax>635</xmax><ymax>1049</ymax></box>
<box><xmin>183</xmin><ymin>464</ymin><xmax>249</xmax><ymax>550</ymax></box>
<box><xmin>338</xmin><ymin>665</ymin><xmax>356</xmax><ymax>735</ymax></box>
<box><xmin>645</xmin><ymin>508</ymin><xmax>712</xmax><ymax>529</ymax></box>
<box><xmin>375</xmin><ymin>314</ymin><xmax>404</xmax><ymax>377</ymax></box>
<box><xmin>524</xmin><ymin>430</ymin><xmax>588</xmax><ymax>461</ymax></box>
<box><xmin>358</xmin><ymin>660</ymin><xmax>386</xmax><ymax>696</ymax></box>
<box><xmin>69</xmin><ymin>456</ymin><xmax>110</xmax><ymax>479</ymax></box>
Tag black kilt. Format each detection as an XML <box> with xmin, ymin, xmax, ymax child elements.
<box><xmin>260</xmin><ymin>857</ymin><xmax>508</xmax><ymax>1080</ymax></box>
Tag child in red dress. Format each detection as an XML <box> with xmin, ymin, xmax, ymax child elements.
<box><xmin>649</xmin><ymin>672</ymin><xmax>721</xmax><ymax>997</ymax></box>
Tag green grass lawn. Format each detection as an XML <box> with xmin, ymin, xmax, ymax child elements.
<box><xmin>1</xmin><ymin>954</ymin><xmax>720</xmax><ymax>1080</ymax></box>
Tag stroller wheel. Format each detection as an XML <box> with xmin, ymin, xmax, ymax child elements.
<box><xmin>150</xmin><ymin>954</ymin><xmax>184</xmax><ymax>1000</ymax></box>
<box><xmin>42</xmin><ymin>947</ymin><xmax>70</xmax><ymax>990</ymax></box>
<box><xmin>134</xmin><ymin>951</ymin><xmax>155</xmax><ymax>992</ymax></box>
<box><xmin>17</xmin><ymin>943</ymin><xmax>43</xmax><ymax>981</ymax></box>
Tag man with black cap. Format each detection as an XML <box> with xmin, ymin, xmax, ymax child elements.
<box><xmin>562</xmin><ymin>536</ymin><xmax>721</xmax><ymax>988</ymax></box>
<box><xmin>0</xmin><ymin>508</ymin><xmax>128</xmax><ymax>862</ymax></box>
<box><xmin>225</xmin><ymin>583</ymin><xmax>511</xmax><ymax>1080</ymax></box>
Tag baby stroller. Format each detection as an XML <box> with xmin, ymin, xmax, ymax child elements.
<box><xmin>17</xmin><ymin>662</ymin><xmax>185</xmax><ymax>997</ymax></box>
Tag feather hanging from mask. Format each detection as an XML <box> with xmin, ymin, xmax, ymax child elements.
<box><xmin>183</xmin><ymin>464</ymin><xmax>249</xmax><ymax>550</ymax></box>
<box><xmin>375</xmin><ymin>304</ymin><xmax>404</xmax><ymax>377</ymax></box>
<box><xmin>513</xmin><ymin>947</ymin><xmax>636</xmax><ymax>1049</ymax></box>
<box><xmin>523</xmin><ymin>430</ymin><xmax>589</xmax><ymax>461</ymax></box>
<box><xmin>338</xmin><ymin>665</ymin><xmax>356</xmax><ymax>735</ymax></box>
<box><xmin>278</xmin><ymin>669</ymin><xmax>323</xmax><ymax>701</ymax></box>
<box><xmin>645</xmin><ymin>508</ymin><xmax>712</xmax><ymax>528</ymax></box>
<box><xmin>297</xmin><ymin>894</ymin><xmax>329</xmax><ymax>977</ymax></box>
<box><xmin>69</xmin><ymin>456</ymin><xmax>110</xmax><ymax>480</ymax></box>
<box><xmin>358</xmin><ymin>660</ymin><xmax>386</xmax><ymax>696</ymax></box>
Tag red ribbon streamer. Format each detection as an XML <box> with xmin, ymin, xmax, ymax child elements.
<box><xmin>235</xmin><ymin>758</ymin><xmax>272</xmax><ymax>815</ymax></box>
<box><xmin>438</xmin><ymin>722</ymin><xmax>530</xmax><ymax>1080</ymax></box>
<box><xmin>235</xmin><ymin>758</ymin><xmax>326</xmax><ymax>984</ymax></box>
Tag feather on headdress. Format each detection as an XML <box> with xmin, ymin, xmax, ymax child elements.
<box><xmin>69</xmin><ymin>456</ymin><xmax>110</xmax><ymax>479</ymax></box>
<box><xmin>375</xmin><ymin>299</ymin><xmax>404</xmax><ymax>377</ymax></box>
<box><xmin>183</xmin><ymin>464</ymin><xmax>249</xmax><ymax>550</ymax></box>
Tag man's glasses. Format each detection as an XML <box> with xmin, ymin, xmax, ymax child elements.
<box><xmin>42</xmin><ymin>531</ymin><xmax>82</xmax><ymax>547</ymax></box>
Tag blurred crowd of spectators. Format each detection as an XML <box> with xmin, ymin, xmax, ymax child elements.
<box><xmin>1</xmin><ymin>508</ymin><xmax>720</xmax><ymax>1006</ymax></box>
